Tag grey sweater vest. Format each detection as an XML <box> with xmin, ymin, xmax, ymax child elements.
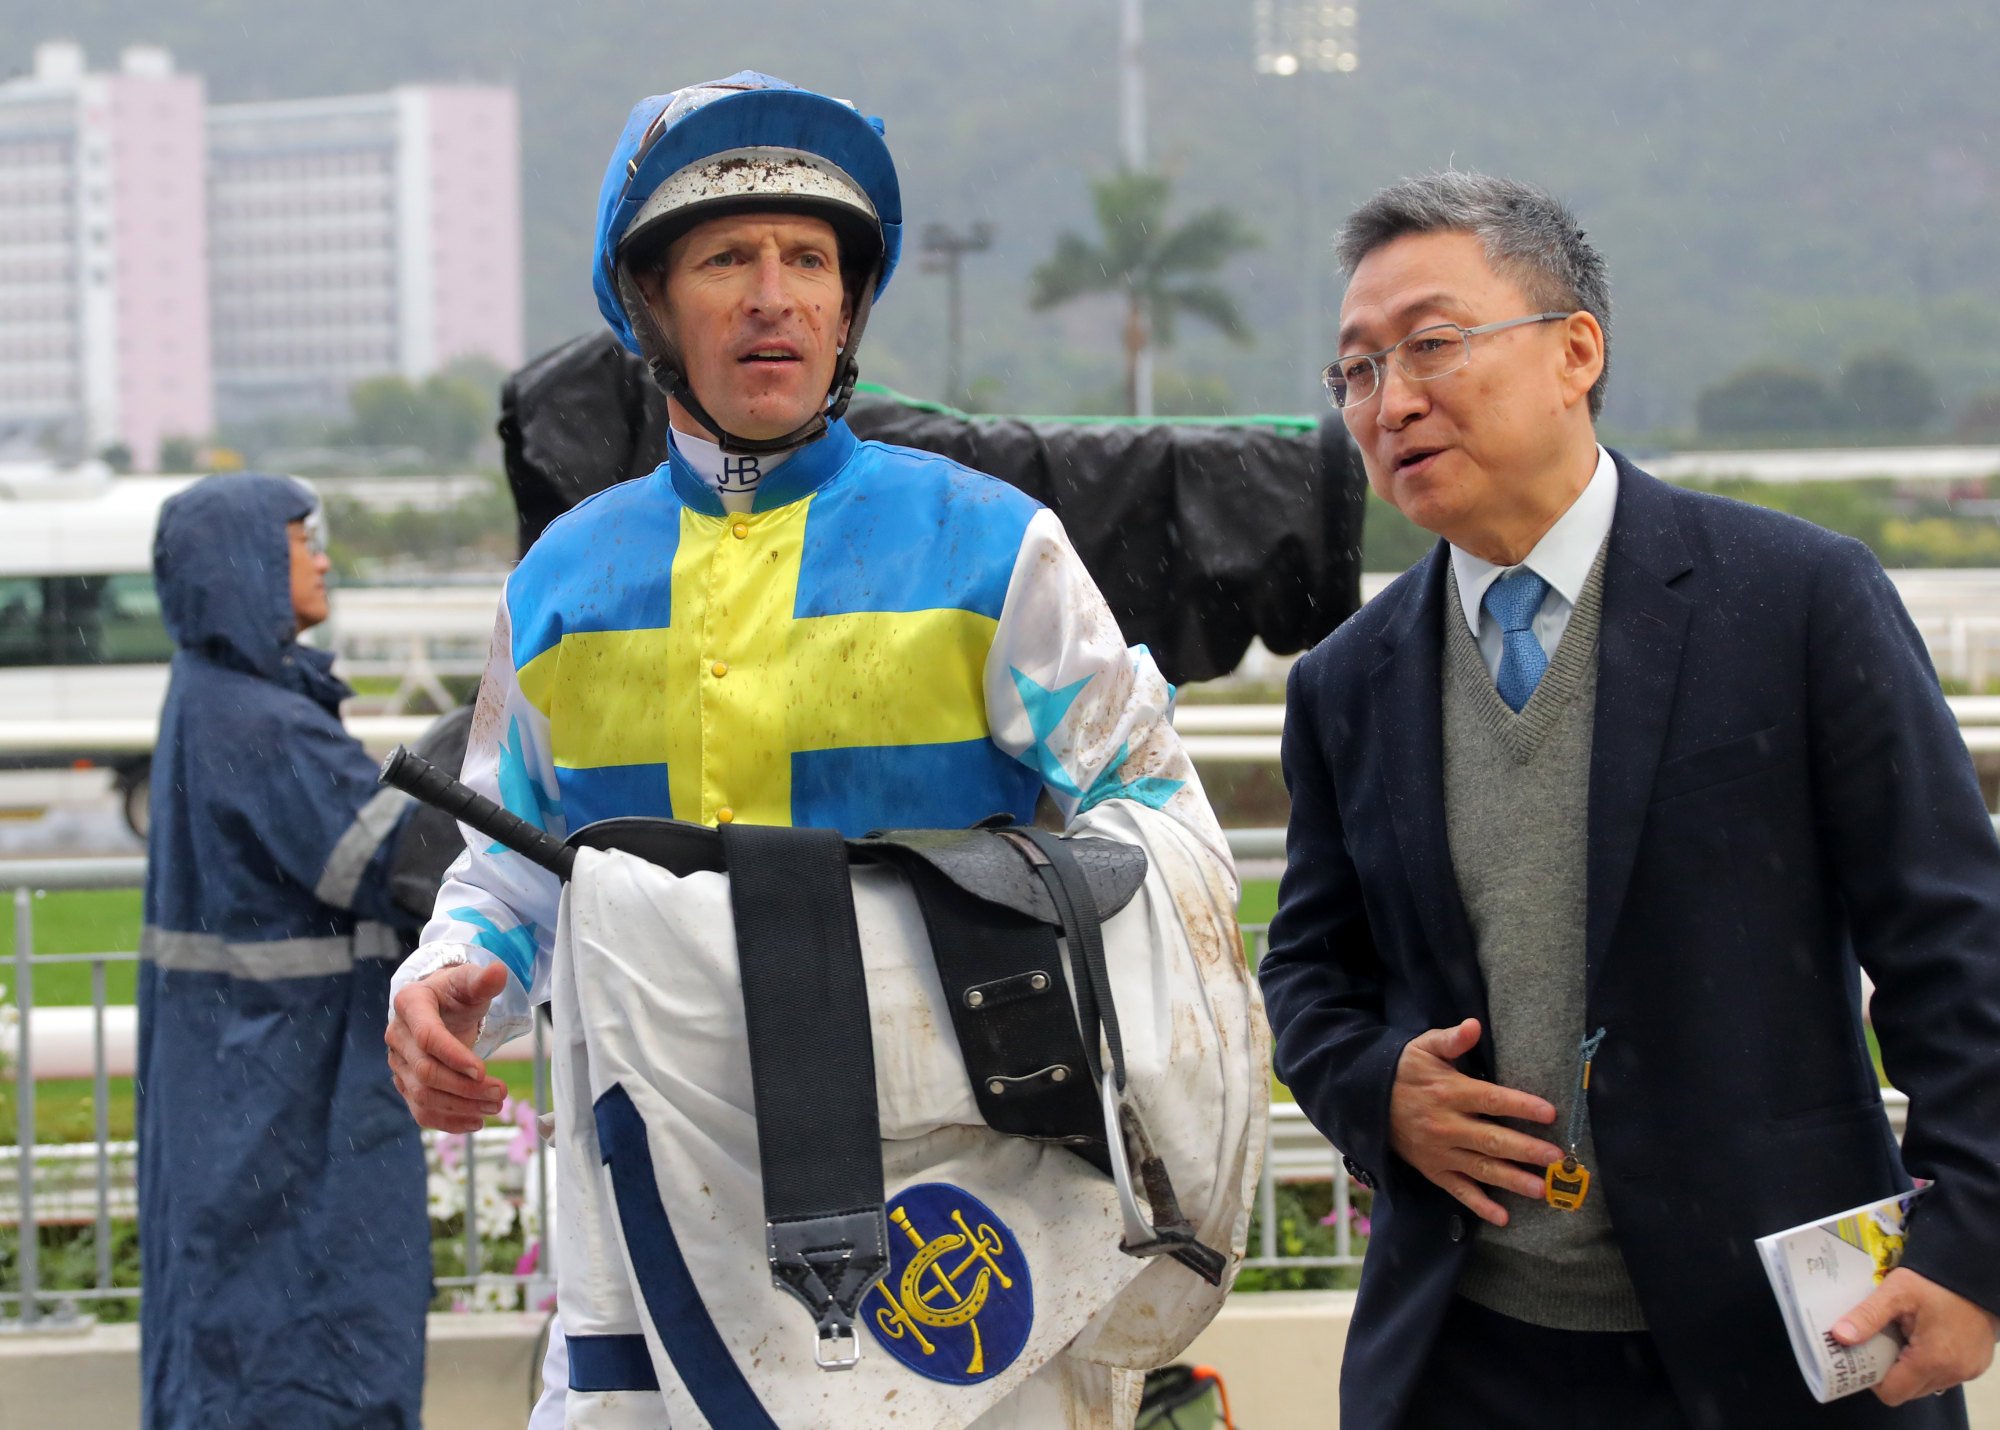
<box><xmin>1442</xmin><ymin>548</ymin><xmax>1647</xmax><ymax>1332</ymax></box>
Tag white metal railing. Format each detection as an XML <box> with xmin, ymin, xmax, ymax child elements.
<box><xmin>0</xmin><ymin>857</ymin><xmax>558</xmax><ymax>1330</ymax></box>
<box><xmin>5</xmin><ymin>829</ymin><xmax>1944</xmax><ymax>1317</ymax></box>
<box><xmin>10</xmin><ymin>698</ymin><xmax>2000</xmax><ymax>765</ymax></box>
<box><xmin>0</xmin><ymin>830</ymin><xmax>1338</xmax><ymax>1329</ymax></box>
<box><xmin>323</xmin><ymin>565</ymin><xmax>2000</xmax><ymax>703</ymax></box>
<box><xmin>0</xmin><ymin>716</ymin><xmax>439</xmax><ymax>759</ymax></box>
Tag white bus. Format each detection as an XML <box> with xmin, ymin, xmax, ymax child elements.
<box><xmin>0</xmin><ymin>468</ymin><xmax>196</xmax><ymax>833</ymax></box>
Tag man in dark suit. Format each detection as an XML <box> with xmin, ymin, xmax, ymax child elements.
<box><xmin>1259</xmin><ymin>171</ymin><xmax>2000</xmax><ymax>1429</ymax></box>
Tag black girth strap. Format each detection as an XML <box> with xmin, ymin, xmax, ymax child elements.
<box><xmin>719</xmin><ymin>822</ymin><xmax>889</xmax><ymax>1370</ymax></box>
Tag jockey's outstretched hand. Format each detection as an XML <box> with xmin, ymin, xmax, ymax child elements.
<box><xmin>387</xmin><ymin>961</ymin><xmax>512</xmax><ymax>1131</ymax></box>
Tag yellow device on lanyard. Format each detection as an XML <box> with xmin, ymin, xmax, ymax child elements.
<box><xmin>1544</xmin><ymin>1155</ymin><xmax>1591</xmax><ymax>1212</ymax></box>
<box><xmin>1545</xmin><ymin>1028</ymin><xmax>1606</xmax><ymax>1213</ymax></box>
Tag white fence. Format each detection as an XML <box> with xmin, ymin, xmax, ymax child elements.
<box><xmin>3</xmin><ymin>810</ymin><xmax>1950</xmax><ymax>1323</ymax></box>
<box><xmin>0</xmin><ymin>852</ymin><xmax>559</xmax><ymax>1328</ymax></box>
<box><xmin>0</xmin><ymin>830</ymin><xmax>1344</xmax><ymax>1330</ymax></box>
<box><xmin>7</xmin><ymin>699</ymin><xmax>2000</xmax><ymax>771</ymax></box>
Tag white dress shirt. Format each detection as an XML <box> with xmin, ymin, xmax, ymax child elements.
<box><xmin>1449</xmin><ymin>445</ymin><xmax>1619</xmax><ymax>680</ymax></box>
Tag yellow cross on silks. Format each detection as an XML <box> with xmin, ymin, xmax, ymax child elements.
<box><xmin>516</xmin><ymin>499</ymin><xmax>998</xmax><ymax>827</ymax></box>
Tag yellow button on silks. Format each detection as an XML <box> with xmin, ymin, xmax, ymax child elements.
<box><xmin>711</xmin><ymin>660</ymin><xmax>728</xmax><ymax>678</ymax></box>
<box><xmin>731</xmin><ymin>522</ymin><xmax>749</xmax><ymax>539</ymax></box>
<box><xmin>716</xmin><ymin>807</ymin><xmax>734</xmax><ymax>824</ymax></box>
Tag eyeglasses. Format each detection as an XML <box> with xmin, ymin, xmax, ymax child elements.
<box><xmin>1322</xmin><ymin>312</ymin><xmax>1572</xmax><ymax>410</ymax></box>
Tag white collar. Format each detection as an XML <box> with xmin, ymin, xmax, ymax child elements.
<box><xmin>669</xmin><ymin>422</ymin><xmax>792</xmax><ymax>502</ymax></box>
<box><xmin>1450</xmin><ymin>444</ymin><xmax>1619</xmax><ymax>638</ymax></box>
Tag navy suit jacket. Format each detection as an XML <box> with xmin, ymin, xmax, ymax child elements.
<box><xmin>1260</xmin><ymin>456</ymin><xmax>2000</xmax><ymax>1429</ymax></box>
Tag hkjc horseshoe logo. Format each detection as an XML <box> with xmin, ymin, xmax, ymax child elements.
<box><xmin>864</xmin><ymin>1183</ymin><xmax>1034</xmax><ymax>1384</ymax></box>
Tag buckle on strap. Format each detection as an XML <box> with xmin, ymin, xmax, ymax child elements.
<box><xmin>1099</xmin><ymin>1070</ymin><xmax>1229</xmax><ymax>1286</ymax></box>
<box><xmin>722</xmin><ymin>823</ymin><xmax>889</xmax><ymax>1373</ymax></box>
<box><xmin>767</xmin><ymin>1209</ymin><xmax>890</xmax><ymax>1373</ymax></box>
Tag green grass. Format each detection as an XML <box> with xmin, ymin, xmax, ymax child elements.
<box><xmin>0</xmin><ymin>890</ymin><xmax>144</xmax><ymax>1005</ymax></box>
<box><xmin>21</xmin><ymin>878</ymin><xmax>1889</xmax><ymax>1128</ymax></box>
<box><xmin>0</xmin><ymin>882</ymin><xmax>1283</xmax><ymax>1131</ymax></box>
<box><xmin>1</xmin><ymin>1078</ymin><xmax>130</xmax><ymax>1144</ymax></box>
<box><xmin>0</xmin><ymin>884</ymin><xmax>1301</xmax><ymax>1141</ymax></box>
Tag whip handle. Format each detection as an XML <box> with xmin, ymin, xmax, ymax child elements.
<box><xmin>378</xmin><ymin>744</ymin><xmax>575</xmax><ymax>880</ymax></box>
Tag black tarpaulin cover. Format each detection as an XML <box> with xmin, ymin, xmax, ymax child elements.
<box><xmin>498</xmin><ymin>333</ymin><xmax>1366</xmax><ymax>683</ymax></box>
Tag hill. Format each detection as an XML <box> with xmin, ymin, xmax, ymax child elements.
<box><xmin>17</xmin><ymin>0</ymin><xmax>2000</xmax><ymax>431</ymax></box>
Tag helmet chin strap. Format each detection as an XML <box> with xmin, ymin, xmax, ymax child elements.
<box><xmin>631</xmin><ymin>267</ymin><xmax>880</xmax><ymax>459</ymax></box>
<box><xmin>656</xmin><ymin>360</ymin><xmax>837</xmax><ymax>457</ymax></box>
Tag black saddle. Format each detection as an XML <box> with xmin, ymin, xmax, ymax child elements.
<box><xmin>570</xmin><ymin>813</ymin><xmax>1149</xmax><ymax>925</ymax></box>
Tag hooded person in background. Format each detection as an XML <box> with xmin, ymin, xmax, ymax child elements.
<box><xmin>139</xmin><ymin>474</ymin><xmax>431</xmax><ymax>1429</ymax></box>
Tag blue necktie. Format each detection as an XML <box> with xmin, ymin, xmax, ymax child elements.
<box><xmin>1483</xmin><ymin>568</ymin><xmax>1550</xmax><ymax>712</ymax></box>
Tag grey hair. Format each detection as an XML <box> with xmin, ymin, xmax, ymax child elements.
<box><xmin>1336</xmin><ymin>171</ymin><xmax>1611</xmax><ymax>418</ymax></box>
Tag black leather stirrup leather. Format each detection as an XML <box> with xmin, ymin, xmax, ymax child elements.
<box><xmin>1011</xmin><ymin>827</ymin><xmax>1228</xmax><ymax>1287</ymax></box>
<box><xmin>718</xmin><ymin>822</ymin><xmax>889</xmax><ymax>1371</ymax></box>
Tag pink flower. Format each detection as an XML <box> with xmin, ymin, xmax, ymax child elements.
<box><xmin>435</xmin><ymin>1132</ymin><xmax>465</xmax><ymax>1170</ymax></box>
<box><xmin>515</xmin><ymin>1240</ymin><xmax>540</xmax><ymax>1278</ymax></box>
<box><xmin>501</xmin><ymin>1096</ymin><xmax>539</xmax><ymax>1166</ymax></box>
<box><xmin>1319</xmin><ymin>1206</ymin><xmax>1373</xmax><ymax>1237</ymax></box>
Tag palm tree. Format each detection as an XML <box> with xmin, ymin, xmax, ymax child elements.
<box><xmin>1030</xmin><ymin>170</ymin><xmax>1259</xmax><ymax>416</ymax></box>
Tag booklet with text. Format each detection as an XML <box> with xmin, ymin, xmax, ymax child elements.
<box><xmin>1755</xmin><ymin>1184</ymin><xmax>1927</xmax><ymax>1403</ymax></box>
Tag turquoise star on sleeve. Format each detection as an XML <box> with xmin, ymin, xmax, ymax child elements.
<box><xmin>1079</xmin><ymin>741</ymin><xmax>1186</xmax><ymax>814</ymax></box>
<box><xmin>1008</xmin><ymin>666</ymin><xmax>1095</xmax><ymax>799</ymax></box>
<box><xmin>492</xmin><ymin>716</ymin><xmax>563</xmax><ymax>854</ymax></box>
<box><xmin>447</xmin><ymin>907</ymin><xmax>538</xmax><ymax>988</ymax></box>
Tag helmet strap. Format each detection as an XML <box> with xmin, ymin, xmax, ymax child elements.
<box><xmin>627</xmin><ymin>258</ymin><xmax>884</xmax><ymax>458</ymax></box>
<box><xmin>659</xmin><ymin>362</ymin><xmax>831</xmax><ymax>457</ymax></box>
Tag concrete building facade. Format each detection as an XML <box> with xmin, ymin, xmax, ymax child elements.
<box><xmin>0</xmin><ymin>42</ymin><xmax>212</xmax><ymax>472</ymax></box>
<box><xmin>207</xmin><ymin>83</ymin><xmax>524</xmax><ymax>424</ymax></box>
<box><xmin>0</xmin><ymin>42</ymin><xmax>523</xmax><ymax>467</ymax></box>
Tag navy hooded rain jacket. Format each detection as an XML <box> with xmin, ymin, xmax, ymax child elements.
<box><xmin>138</xmin><ymin>473</ymin><xmax>430</xmax><ymax>1429</ymax></box>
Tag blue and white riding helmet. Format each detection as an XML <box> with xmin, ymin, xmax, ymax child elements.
<box><xmin>593</xmin><ymin>72</ymin><xmax>904</xmax><ymax>454</ymax></box>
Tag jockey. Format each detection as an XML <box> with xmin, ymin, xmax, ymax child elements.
<box><xmin>387</xmin><ymin>72</ymin><xmax>1255</xmax><ymax>1427</ymax></box>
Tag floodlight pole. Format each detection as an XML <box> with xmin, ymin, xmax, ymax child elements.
<box><xmin>1121</xmin><ymin>0</ymin><xmax>1155</xmax><ymax>416</ymax></box>
<box><xmin>1253</xmin><ymin>1</ymin><xmax>1359</xmax><ymax>409</ymax></box>
<box><xmin>1299</xmin><ymin>76</ymin><xmax>1325</xmax><ymax>411</ymax></box>
<box><xmin>1120</xmin><ymin>0</ymin><xmax>1146</xmax><ymax>171</ymax></box>
<box><xmin>920</xmin><ymin>222</ymin><xmax>995</xmax><ymax>410</ymax></box>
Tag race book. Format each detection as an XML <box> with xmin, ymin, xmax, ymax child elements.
<box><xmin>1755</xmin><ymin>1183</ymin><xmax>1928</xmax><ymax>1403</ymax></box>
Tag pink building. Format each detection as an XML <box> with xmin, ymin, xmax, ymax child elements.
<box><xmin>412</xmin><ymin>86</ymin><xmax>525</xmax><ymax>384</ymax></box>
<box><xmin>207</xmin><ymin>84</ymin><xmax>525</xmax><ymax>422</ymax></box>
<box><xmin>0</xmin><ymin>42</ymin><xmax>212</xmax><ymax>471</ymax></box>
<box><xmin>0</xmin><ymin>46</ymin><xmax>524</xmax><ymax>449</ymax></box>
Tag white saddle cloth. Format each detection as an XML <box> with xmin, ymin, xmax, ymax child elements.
<box><xmin>548</xmin><ymin>802</ymin><xmax>1268</xmax><ymax>1428</ymax></box>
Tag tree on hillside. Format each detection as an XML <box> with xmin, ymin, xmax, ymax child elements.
<box><xmin>1030</xmin><ymin>170</ymin><xmax>1259</xmax><ymax>416</ymax></box>
<box><xmin>1835</xmin><ymin>351</ymin><xmax>1940</xmax><ymax>433</ymax></box>
<box><xmin>346</xmin><ymin>372</ymin><xmax>492</xmax><ymax>466</ymax></box>
<box><xmin>158</xmin><ymin>436</ymin><xmax>201</xmax><ymax>472</ymax></box>
<box><xmin>1955</xmin><ymin>392</ymin><xmax>2000</xmax><ymax>441</ymax></box>
<box><xmin>1695</xmin><ymin>362</ymin><xmax>1840</xmax><ymax>437</ymax></box>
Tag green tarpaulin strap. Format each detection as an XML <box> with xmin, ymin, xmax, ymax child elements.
<box><xmin>853</xmin><ymin>381</ymin><xmax>1318</xmax><ymax>435</ymax></box>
